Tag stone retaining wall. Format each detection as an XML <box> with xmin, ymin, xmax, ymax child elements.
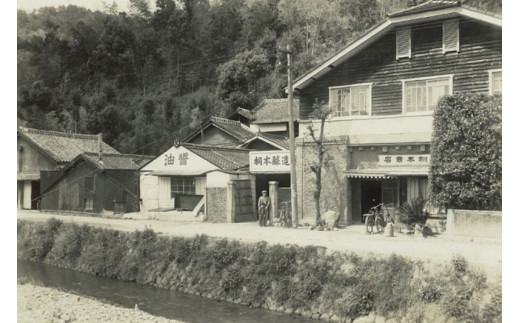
<box><xmin>205</xmin><ymin>187</ymin><xmax>227</xmax><ymax>222</ymax></box>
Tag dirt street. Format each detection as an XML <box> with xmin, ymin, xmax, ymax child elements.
<box><xmin>17</xmin><ymin>211</ymin><xmax>501</xmax><ymax>282</ymax></box>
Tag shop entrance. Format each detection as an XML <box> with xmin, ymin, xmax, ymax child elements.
<box><xmin>255</xmin><ymin>173</ymin><xmax>290</xmax><ymax>201</ymax></box>
<box><xmin>361</xmin><ymin>180</ymin><xmax>382</xmax><ymax>217</ymax></box>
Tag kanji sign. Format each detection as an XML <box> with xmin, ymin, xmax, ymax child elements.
<box><xmin>250</xmin><ymin>150</ymin><xmax>290</xmax><ymax>173</ymax></box>
<box><xmin>378</xmin><ymin>154</ymin><xmax>430</xmax><ymax>166</ymax></box>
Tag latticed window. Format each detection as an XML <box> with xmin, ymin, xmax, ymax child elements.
<box><xmin>443</xmin><ymin>20</ymin><xmax>459</xmax><ymax>53</ymax></box>
<box><xmin>489</xmin><ymin>70</ymin><xmax>502</xmax><ymax>95</ymax></box>
<box><xmin>171</xmin><ymin>177</ymin><xmax>195</xmax><ymax>197</ymax></box>
<box><xmin>404</xmin><ymin>77</ymin><xmax>451</xmax><ymax>113</ymax></box>
<box><xmin>396</xmin><ymin>27</ymin><xmax>411</xmax><ymax>59</ymax></box>
<box><xmin>330</xmin><ymin>84</ymin><xmax>371</xmax><ymax>117</ymax></box>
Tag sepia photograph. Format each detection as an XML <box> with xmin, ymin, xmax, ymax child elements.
<box><xmin>15</xmin><ymin>0</ymin><xmax>506</xmax><ymax>322</ymax></box>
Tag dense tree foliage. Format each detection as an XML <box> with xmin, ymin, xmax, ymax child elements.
<box><xmin>17</xmin><ymin>0</ymin><xmax>501</xmax><ymax>155</ymax></box>
<box><xmin>429</xmin><ymin>93</ymin><xmax>502</xmax><ymax>211</ymax></box>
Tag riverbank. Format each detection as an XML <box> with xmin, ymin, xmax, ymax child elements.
<box><xmin>17</xmin><ymin>218</ymin><xmax>502</xmax><ymax>322</ymax></box>
<box><xmin>17</xmin><ymin>210</ymin><xmax>502</xmax><ymax>282</ymax></box>
<box><xmin>18</xmin><ymin>283</ymin><xmax>184</xmax><ymax>323</ymax></box>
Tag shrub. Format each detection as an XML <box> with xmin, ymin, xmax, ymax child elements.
<box><xmin>430</xmin><ymin>92</ymin><xmax>502</xmax><ymax>210</ymax></box>
<box><xmin>399</xmin><ymin>197</ymin><xmax>428</xmax><ymax>225</ymax></box>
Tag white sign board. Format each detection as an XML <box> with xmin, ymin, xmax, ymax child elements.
<box><xmin>250</xmin><ymin>150</ymin><xmax>290</xmax><ymax>173</ymax></box>
<box><xmin>378</xmin><ymin>154</ymin><xmax>430</xmax><ymax>166</ymax></box>
<box><xmin>141</xmin><ymin>145</ymin><xmax>218</xmax><ymax>174</ymax></box>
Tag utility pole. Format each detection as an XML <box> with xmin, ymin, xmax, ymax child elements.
<box><xmin>286</xmin><ymin>44</ymin><xmax>299</xmax><ymax>228</ymax></box>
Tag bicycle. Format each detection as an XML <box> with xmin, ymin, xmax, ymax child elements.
<box><xmin>364</xmin><ymin>203</ymin><xmax>390</xmax><ymax>234</ymax></box>
<box><xmin>279</xmin><ymin>201</ymin><xmax>292</xmax><ymax>228</ymax></box>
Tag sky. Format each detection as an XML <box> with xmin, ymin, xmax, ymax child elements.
<box><xmin>17</xmin><ymin>0</ymin><xmax>135</xmax><ymax>12</ymax></box>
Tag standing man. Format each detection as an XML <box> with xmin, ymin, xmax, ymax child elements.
<box><xmin>257</xmin><ymin>190</ymin><xmax>271</xmax><ymax>227</ymax></box>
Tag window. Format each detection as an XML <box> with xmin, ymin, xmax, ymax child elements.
<box><xmin>171</xmin><ymin>177</ymin><xmax>195</xmax><ymax>197</ymax></box>
<box><xmin>403</xmin><ymin>76</ymin><xmax>452</xmax><ymax>114</ymax></box>
<box><xmin>329</xmin><ymin>84</ymin><xmax>371</xmax><ymax>117</ymax></box>
<box><xmin>396</xmin><ymin>27</ymin><xmax>411</xmax><ymax>59</ymax></box>
<box><xmin>489</xmin><ymin>69</ymin><xmax>502</xmax><ymax>95</ymax></box>
<box><xmin>443</xmin><ymin>20</ymin><xmax>459</xmax><ymax>53</ymax></box>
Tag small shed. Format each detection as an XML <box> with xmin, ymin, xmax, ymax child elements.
<box><xmin>40</xmin><ymin>152</ymin><xmax>153</xmax><ymax>214</ymax></box>
<box><xmin>140</xmin><ymin>143</ymin><xmax>256</xmax><ymax>222</ymax></box>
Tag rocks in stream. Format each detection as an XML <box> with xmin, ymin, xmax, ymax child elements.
<box><xmin>18</xmin><ymin>283</ymin><xmax>183</xmax><ymax>323</ymax></box>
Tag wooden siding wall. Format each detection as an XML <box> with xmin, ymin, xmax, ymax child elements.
<box><xmin>299</xmin><ymin>19</ymin><xmax>502</xmax><ymax>119</ymax></box>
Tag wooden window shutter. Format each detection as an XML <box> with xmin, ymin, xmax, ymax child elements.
<box><xmin>396</xmin><ymin>27</ymin><xmax>411</xmax><ymax>59</ymax></box>
<box><xmin>443</xmin><ymin>20</ymin><xmax>459</xmax><ymax>53</ymax></box>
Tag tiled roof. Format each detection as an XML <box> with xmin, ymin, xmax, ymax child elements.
<box><xmin>251</xmin><ymin>99</ymin><xmax>300</xmax><ymax>124</ymax></box>
<box><xmin>234</xmin><ymin>108</ymin><xmax>254</xmax><ymax>120</ymax></box>
<box><xmin>82</xmin><ymin>152</ymin><xmax>154</xmax><ymax>170</ymax></box>
<box><xmin>388</xmin><ymin>1</ymin><xmax>460</xmax><ymax>17</ymax></box>
<box><xmin>18</xmin><ymin>127</ymin><xmax>119</xmax><ymax>163</ymax></box>
<box><xmin>183</xmin><ymin>143</ymin><xmax>250</xmax><ymax>170</ymax></box>
<box><xmin>209</xmin><ymin>116</ymin><xmax>256</xmax><ymax>142</ymax></box>
<box><xmin>256</xmin><ymin>133</ymin><xmax>290</xmax><ymax>149</ymax></box>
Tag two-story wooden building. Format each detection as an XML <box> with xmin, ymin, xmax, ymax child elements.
<box><xmin>292</xmin><ymin>1</ymin><xmax>501</xmax><ymax>224</ymax></box>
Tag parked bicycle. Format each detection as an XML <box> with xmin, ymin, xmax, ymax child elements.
<box><xmin>364</xmin><ymin>203</ymin><xmax>391</xmax><ymax>234</ymax></box>
<box><xmin>279</xmin><ymin>201</ymin><xmax>292</xmax><ymax>228</ymax></box>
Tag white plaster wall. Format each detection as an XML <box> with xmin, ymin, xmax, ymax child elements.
<box><xmin>140</xmin><ymin>173</ymin><xmax>159</xmax><ymax>212</ymax></box>
<box><xmin>249</xmin><ymin>124</ymin><xmax>260</xmax><ymax>133</ymax></box>
<box><xmin>299</xmin><ymin>114</ymin><xmax>433</xmax><ymax>140</ymax></box>
<box><xmin>195</xmin><ymin>177</ymin><xmax>207</xmax><ymax>195</ymax></box>
<box><xmin>256</xmin><ymin>123</ymin><xmax>287</xmax><ymax>133</ymax></box>
<box><xmin>206</xmin><ymin>172</ymin><xmax>236</xmax><ymax>187</ymax></box>
<box><xmin>23</xmin><ymin>181</ymin><xmax>32</xmax><ymax>209</ymax></box>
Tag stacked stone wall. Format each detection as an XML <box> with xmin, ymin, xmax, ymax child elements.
<box><xmin>206</xmin><ymin>187</ymin><xmax>227</xmax><ymax>222</ymax></box>
<box><xmin>296</xmin><ymin>138</ymin><xmax>349</xmax><ymax>224</ymax></box>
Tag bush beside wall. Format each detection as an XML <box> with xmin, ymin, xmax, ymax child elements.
<box><xmin>18</xmin><ymin>219</ymin><xmax>501</xmax><ymax>322</ymax></box>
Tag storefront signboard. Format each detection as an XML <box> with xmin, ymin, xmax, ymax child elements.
<box><xmin>378</xmin><ymin>154</ymin><xmax>430</xmax><ymax>166</ymax></box>
<box><xmin>249</xmin><ymin>150</ymin><xmax>290</xmax><ymax>173</ymax></box>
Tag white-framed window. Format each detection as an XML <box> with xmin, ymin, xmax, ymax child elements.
<box><xmin>488</xmin><ymin>69</ymin><xmax>502</xmax><ymax>95</ymax></box>
<box><xmin>171</xmin><ymin>177</ymin><xmax>195</xmax><ymax>197</ymax></box>
<box><xmin>402</xmin><ymin>75</ymin><xmax>453</xmax><ymax>114</ymax></box>
<box><xmin>443</xmin><ymin>20</ymin><xmax>459</xmax><ymax>53</ymax></box>
<box><xmin>329</xmin><ymin>83</ymin><xmax>372</xmax><ymax>118</ymax></box>
<box><xmin>396</xmin><ymin>27</ymin><xmax>411</xmax><ymax>59</ymax></box>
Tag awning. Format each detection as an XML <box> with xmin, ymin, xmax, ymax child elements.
<box><xmin>17</xmin><ymin>173</ymin><xmax>40</xmax><ymax>181</ymax></box>
<box><xmin>345</xmin><ymin>167</ymin><xmax>429</xmax><ymax>178</ymax></box>
<box><xmin>345</xmin><ymin>171</ymin><xmax>395</xmax><ymax>179</ymax></box>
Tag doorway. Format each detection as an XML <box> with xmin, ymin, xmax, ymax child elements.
<box><xmin>361</xmin><ymin>180</ymin><xmax>382</xmax><ymax>217</ymax></box>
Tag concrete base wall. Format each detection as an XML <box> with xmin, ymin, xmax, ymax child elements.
<box><xmin>446</xmin><ymin>209</ymin><xmax>502</xmax><ymax>239</ymax></box>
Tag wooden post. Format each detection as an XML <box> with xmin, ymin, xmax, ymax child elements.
<box><xmin>250</xmin><ymin>175</ymin><xmax>257</xmax><ymax>221</ymax></box>
<box><xmin>98</xmin><ymin>133</ymin><xmax>103</xmax><ymax>164</ymax></box>
<box><xmin>227</xmin><ymin>181</ymin><xmax>236</xmax><ymax>223</ymax></box>
<box><xmin>269</xmin><ymin>181</ymin><xmax>279</xmax><ymax>224</ymax></box>
<box><xmin>287</xmin><ymin>44</ymin><xmax>299</xmax><ymax>228</ymax></box>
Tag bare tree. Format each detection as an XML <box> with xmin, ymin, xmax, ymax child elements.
<box><xmin>306</xmin><ymin>99</ymin><xmax>333</xmax><ymax>226</ymax></box>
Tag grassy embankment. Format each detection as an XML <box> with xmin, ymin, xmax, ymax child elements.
<box><xmin>17</xmin><ymin>219</ymin><xmax>501</xmax><ymax>322</ymax></box>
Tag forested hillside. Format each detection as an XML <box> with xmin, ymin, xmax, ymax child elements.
<box><xmin>17</xmin><ymin>0</ymin><xmax>501</xmax><ymax>155</ymax></box>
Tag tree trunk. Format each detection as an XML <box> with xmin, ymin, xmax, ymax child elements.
<box><xmin>314</xmin><ymin>168</ymin><xmax>322</xmax><ymax>225</ymax></box>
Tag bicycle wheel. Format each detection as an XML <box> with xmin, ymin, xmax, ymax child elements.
<box><xmin>376</xmin><ymin>216</ymin><xmax>385</xmax><ymax>233</ymax></box>
<box><xmin>365</xmin><ymin>215</ymin><xmax>373</xmax><ymax>234</ymax></box>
